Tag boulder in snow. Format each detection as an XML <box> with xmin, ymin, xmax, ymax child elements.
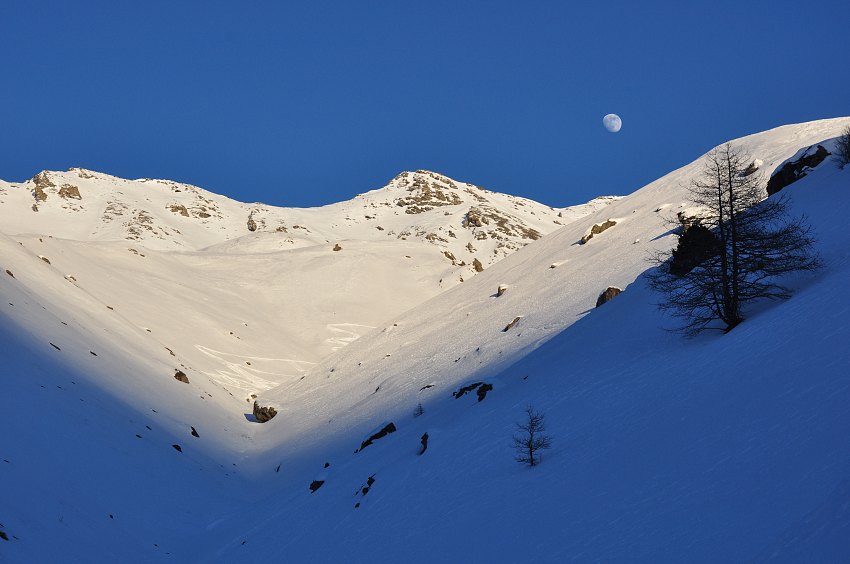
<box><xmin>595</xmin><ymin>287</ymin><xmax>622</xmax><ymax>307</ymax></box>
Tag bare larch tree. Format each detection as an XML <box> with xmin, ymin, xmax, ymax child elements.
<box><xmin>513</xmin><ymin>405</ymin><xmax>552</xmax><ymax>467</ymax></box>
<box><xmin>649</xmin><ymin>143</ymin><xmax>819</xmax><ymax>336</ymax></box>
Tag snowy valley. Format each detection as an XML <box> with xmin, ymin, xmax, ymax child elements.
<box><xmin>1</xmin><ymin>117</ymin><xmax>849</xmax><ymax>562</ymax></box>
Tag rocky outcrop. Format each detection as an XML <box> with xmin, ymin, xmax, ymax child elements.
<box><xmin>472</xmin><ymin>258</ymin><xmax>484</xmax><ymax>272</ymax></box>
<box><xmin>503</xmin><ymin>316</ymin><xmax>522</xmax><ymax>332</ymax></box>
<box><xmin>253</xmin><ymin>401</ymin><xmax>278</xmax><ymax>423</ymax></box>
<box><xmin>452</xmin><ymin>382</ymin><xmax>493</xmax><ymax>402</ymax></box>
<box><xmin>169</xmin><ymin>204</ymin><xmax>190</xmax><ymax>217</ymax></box>
<box><xmin>174</xmin><ymin>370</ymin><xmax>189</xmax><ymax>384</ymax></box>
<box><xmin>580</xmin><ymin>219</ymin><xmax>617</xmax><ymax>244</ymax></box>
<box><xmin>333</xmin><ymin>243</ymin><xmax>342</xmax><ymax>251</ymax></box>
<box><xmin>767</xmin><ymin>144</ymin><xmax>830</xmax><ymax>195</ymax></box>
<box><xmin>4</xmin><ymin>270</ymin><xmax>13</xmax><ymax>278</ymax></box>
<box><xmin>595</xmin><ymin>287</ymin><xmax>622</xmax><ymax>307</ymax></box>
<box><xmin>31</xmin><ymin>172</ymin><xmax>54</xmax><ymax>201</ymax></box>
<box><xmin>247</xmin><ymin>217</ymin><xmax>257</xmax><ymax>231</ymax></box>
<box><xmin>58</xmin><ymin>184</ymin><xmax>82</xmax><ymax>200</ymax></box>
<box><xmin>419</xmin><ymin>433</ymin><xmax>429</xmax><ymax>455</ymax></box>
<box><xmin>670</xmin><ymin>224</ymin><xmax>719</xmax><ymax>276</ymax></box>
<box><xmin>356</xmin><ymin>422</ymin><xmax>397</xmax><ymax>452</ymax></box>
<box><xmin>309</xmin><ymin>480</ymin><xmax>324</xmax><ymax>493</ymax></box>
<box><xmin>496</xmin><ymin>284</ymin><xmax>508</xmax><ymax>297</ymax></box>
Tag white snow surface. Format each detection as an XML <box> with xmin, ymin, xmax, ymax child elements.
<box><xmin>1</xmin><ymin>117</ymin><xmax>849</xmax><ymax>562</ymax></box>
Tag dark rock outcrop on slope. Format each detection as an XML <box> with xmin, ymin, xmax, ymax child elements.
<box><xmin>595</xmin><ymin>287</ymin><xmax>622</xmax><ymax>307</ymax></box>
<box><xmin>174</xmin><ymin>370</ymin><xmax>189</xmax><ymax>384</ymax></box>
<box><xmin>309</xmin><ymin>480</ymin><xmax>324</xmax><ymax>493</ymax></box>
<box><xmin>356</xmin><ymin>422</ymin><xmax>397</xmax><ymax>452</ymax></box>
<box><xmin>452</xmin><ymin>382</ymin><xmax>493</xmax><ymax>402</ymax></box>
<box><xmin>253</xmin><ymin>401</ymin><xmax>278</xmax><ymax>423</ymax></box>
<box><xmin>766</xmin><ymin>144</ymin><xmax>830</xmax><ymax>195</ymax></box>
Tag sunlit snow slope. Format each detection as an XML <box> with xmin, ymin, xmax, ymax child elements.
<box><xmin>1</xmin><ymin>117</ymin><xmax>849</xmax><ymax>562</ymax></box>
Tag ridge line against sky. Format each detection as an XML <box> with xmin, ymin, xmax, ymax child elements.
<box><xmin>1</xmin><ymin>0</ymin><xmax>848</xmax><ymax>208</ymax></box>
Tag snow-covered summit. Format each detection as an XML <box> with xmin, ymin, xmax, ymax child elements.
<box><xmin>0</xmin><ymin>167</ymin><xmax>615</xmax><ymax>278</ymax></box>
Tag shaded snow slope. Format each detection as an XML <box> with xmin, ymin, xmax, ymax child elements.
<box><xmin>1</xmin><ymin>117</ymin><xmax>849</xmax><ymax>562</ymax></box>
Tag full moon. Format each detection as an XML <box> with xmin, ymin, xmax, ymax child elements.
<box><xmin>603</xmin><ymin>113</ymin><xmax>622</xmax><ymax>133</ymax></box>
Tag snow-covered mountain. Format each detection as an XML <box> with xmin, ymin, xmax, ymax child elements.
<box><xmin>1</xmin><ymin>117</ymin><xmax>849</xmax><ymax>562</ymax></box>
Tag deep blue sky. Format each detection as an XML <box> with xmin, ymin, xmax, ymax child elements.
<box><xmin>2</xmin><ymin>1</ymin><xmax>848</xmax><ymax>208</ymax></box>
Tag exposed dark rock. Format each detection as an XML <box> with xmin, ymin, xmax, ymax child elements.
<box><xmin>39</xmin><ymin>256</ymin><xmax>51</xmax><ymax>264</ymax></box>
<box><xmin>324</xmin><ymin>462</ymin><xmax>330</xmax><ymax>468</ymax></box>
<box><xmin>503</xmin><ymin>316</ymin><xmax>522</xmax><ymax>332</ymax></box>
<box><xmin>172</xmin><ymin>444</ymin><xmax>182</xmax><ymax>452</ymax></box>
<box><xmin>333</xmin><ymin>243</ymin><xmax>342</xmax><ymax>251</ymax></box>
<box><xmin>360</xmin><ymin>475</ymin><xmax>376</xmax><ymax>496</ymax></box>
<box><xmin>49</xmin><ymin>342</ymin><xmax>61</xmax><ymax>351</ymax></box>
<box><xmin>453</xmin><ymin>381</ymin><xmax>492</xmax><ymax>402</ymax></box>
<box><xmin>5</xmin><ymin>270</ymin><xmax>14</xmax><ymax>278</ymax></box>
<box><xmin>580</xmin><ymin>219</ymin><xmax>617</xmax><ymax>244</ymax></box>
<box><xmin>476</xmin><ymin>383</ymin><xmax>493</xmax><ymax>402</ymax></box>
<box><xmin>0</xmin><ymin>530</ymin><xmax>8</xmax><ymax>541</ymax></box>
<box><xmin>253</xmin><ymin>401</ymin><xmax>278</xmax><ymax>423</ymax></box>
<box><xmin>357</xmin><ymin>422</ymin><xmax>397</xmax><ymax>452</ymax></box>
<box><xmin>419</xmin><ymin>432</ymin><xmax>429</xmax><ymax>455</ymax></box>
<box><xmin>191</xmin><ymin>427</ymin><xmax>199</xmax><ymax>438</ymax></box>
<box><xmin>595</xmin><ymin>287</ymin><xmax>622</xmax><ymax>307</ymax></box>
<box><xmin>309</xmin><ymin>480</ymin><xmax>324</xmax><ymax>493</ymax></box>
<box><xmin>496</xmin><ymin>284</ymin><xmax>508</xmax><ymax>297</ymax></box>
<box><xmin>174</xmin><ymin>370</ymin><xmax>189</xmax><ymax>384</ymax></box>
<box><xmin>247</xmin><ymin>217</ymin><xmax>257</xmax><ymax>232</ymax></box>
<box><xmin>670</xmin><ymin>224</ymin><xmax>720</xmax><ymax>276</ymax></box>
<box><xmin>58</xmin><ymin>184</ymin><xmax>82</xmax><ymax>199</ymax></box>
<box><xmin>419</xmin><ymin>384</ymin><xmax>434</xmax><ymax>391</ymax></box>
<box><xmin>472</xmin><ymin>258</ymin><xmax>484</xmax><ymax>272</ymax></box>
<box><xmin>767</xmin><ymin>145</ymin><xmax>830</xmax><ymax>195</ymax></box>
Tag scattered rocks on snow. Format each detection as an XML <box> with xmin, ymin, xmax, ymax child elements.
<box><xmin>580</xmin><ymin>219</ymin><xmax>617</xmax><ymax>244</ymax></box>
<box><xmin>174</xmin><ymin>370</ymin><xmax>189</xmax><ymax>384</ymax></box>
<box><xmin>253</xmin><ymin>401</ymin><xmax>278</xmax><ymax>423</ymax></box>
<box><xmin>356</xmin><ymin>422</ymin><xmax>397</xmax><ymax>452</ymax></box>
<box><xmin>357</xmin><ymin>475</ymin><xmax>376</xmax><ymax>496</ymax></box>
<box><xmin>309</xmin><ymin>480</ymin><xmax>325</xmax><ymax>493</ymax></box>
<box><xmin>503</xmin><ymin>316</ymin><xmax>522</xmax><ymax>332</ymax></box>
<box><xmin>595</xmin><ymin>287</ymin><xmax>622</xmax><ymax>307</ymax></box>
<box><xmin>767</xmin><ymin>144</ymin><xmax>830</xmax><ymax>195</ymax></box>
